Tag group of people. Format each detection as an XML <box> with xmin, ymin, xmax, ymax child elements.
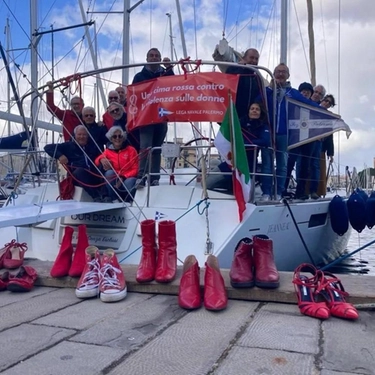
<box><xmin>207</xmin><ymin>47</ymin><xmax>336</xmax><ymax>201</ymax></box>
<box><xmin>44</xmin><ymin>47</ymin><xmax>173</xmax><ymax>202</ymax></box>
<box><xmin>44</xmin><ymin>45</ymin><xmax>336</xmax><ymax>203</ymax></box>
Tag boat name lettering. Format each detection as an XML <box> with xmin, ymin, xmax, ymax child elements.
<box><xmin>87</xmin><ymin>235</ymin><xmax>119</xmax><ymax>244</ymax></box>
<box><xmin>267</xmin><ymin>222</ymin><xmax>291</xmax><ymax>233</ymax></box>
<box><xmin>70</xmin><ymin>213</ymin><xmax>125</xmax><ymax>223</ymax></box>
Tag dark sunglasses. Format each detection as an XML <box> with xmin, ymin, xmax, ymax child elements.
<box><xmin>84</xmin><ymin>114</ymin><xmax>95</xmax><ymax>118</ymax></box>
<box><xmin>323</xmin><ymin>99</ymin><xmax>333</xmax><ymax>106</ymax></box>
<box><xmin>112</xmin><ymin>134</ymin><xmax>123</xmax><ymax>140</ymax></box>
<box><xmin>110</xmin><ymin>108</ymin><xmax>120</xmax><ymax>115</ymax></box>
<box><xmin>108</xmin><ymin>96</ymin><xmax>119</xmax><ymax>100</ymax></box>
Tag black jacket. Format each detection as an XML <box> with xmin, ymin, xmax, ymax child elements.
<box><xmin>132</xmin><ymin>65</ymin><xmax>174</xmax><ymax>84</ymax></box>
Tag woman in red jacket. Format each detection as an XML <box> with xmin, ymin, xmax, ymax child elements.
<box><xmin>95</xmin><ymin>126</ymin><xmax>138</xmax><ymax>202</ymax></box>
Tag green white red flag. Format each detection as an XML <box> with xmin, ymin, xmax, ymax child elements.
<box><xmin>214</xmin><ymin>98</ymin><xmax>251</xmax><ymax>221</ymax></box>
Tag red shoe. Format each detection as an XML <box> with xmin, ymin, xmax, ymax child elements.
<box><xmin>178</xmin><ymin>255</ymin><xmax>201</xmax><ymax>310</ymax></box>
<box><xmin>293</xmin><ymin>263</ymin><xmax>330</xmax><ymax>320</ymax></box>
<box><xmin>0</xmin><ymin>271</ymin><xmax>13</xmax><ymax>291</ymax></box>
<box><xmin>229</xmin><ymin>238</ymin><xmax>254</xmax><ymax>288</ymax></box>
<box><xmin>75</xmin><ymin>246</ymin><xmax>101</xmax><ymax>299</ymax></box>
<box><xmin>50</xmin><ymin>226</ymin><xmax>74</xmax><ymax>278</ymax></box>
<box><xmin>100</xmin><ymin>249</ymin><xmax>127</xmax><ymax>303</ymax></box>
<box><xmin>69</xmin><ymin>225</ymin><xmax>90</xmax><ymax>277</ymax></box>
<box><xmin>204</xmin><ymin>255</ymin><xmax>227</xmax><ymax>311</ymax></box>
<box><xmin>0</xmin><ymin>240</ymin><xmax>16</xmax><ymax>268</ymax></box>
<box><xmin>7</xmin><ymin>266</ymin><xmax>37</xmax><ymax>292</ymax></box>
<box><xmin>3</xmin><ymin>242</ymin><xmax>28</xmax><ymax>269</ymax></box>
<box><xmin>320</xmin><ymin>271</ymin><xmax>359</xmax><ymax>320</ymax></box>
<box><xmin>136</xmin><ymin>219</ymin><xmax>157</xmax><ymax>283</ymax></box>
<box><xmin>155</xmin><ymin>220</ymin><xmax>177</xmax><ymax>283</ymax></box>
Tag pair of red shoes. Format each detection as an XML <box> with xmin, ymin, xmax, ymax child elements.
<box><xmin>229</xmin><ymin>235</ymin><xmax>279</xmax><ymax>289</ymax></box>
<box><xmin>178</xmin><ymin>254</ymin><xmax>227</xmax><ymax>311</ymax></box>
<box><xmin>0</xmin><ymin>266</ymin><xmax>38</xmax><ymax>292</ymax></box>
<box><xmin>136</xmin><ymin>220</ymin><xmax>177</xmax><ymax>284</ymax></box>
<box><xmin>0</xmin><ymin>239</ymin><xmax>28</xmax><ymax>270</ymax></box>
<box><xmin>293</xmin><ymin>263</ymin><xmax>359</xmax><ymax>320</ymax></box>
<box><xmin>50</xmin><ymin>225</ymin><xmax>89</xmax><ymax>278</ymax></box>
<box><xmin>75</xmin><ymin>246</ymin><xmax>127</xmax><ymax>303</ymax></box>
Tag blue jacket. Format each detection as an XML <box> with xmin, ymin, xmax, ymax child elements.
<box><xmin>240</xmin><ymin>116</ymin><xmax>271</xmax><ymax>148</ymax></box>
<box><xmin>264</xmin><ymin>83</ymin><xmax>320</xmax><ymax>135</ymax></box>
<box><xmin>132</xmin><ymin>66</ymin><xmax>174</xmax><ymax>84</ymax></box>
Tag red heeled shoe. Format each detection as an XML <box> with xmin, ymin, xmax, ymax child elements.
<box><xmin>319</xmin><ymin>271</ymin><xmax>359</xmax><ymax>320</ymax></box>
<box><xmin>292</xmin><ymin>263</ymin><xmax>330</xmax><ymax>320</ymax></box>
<box><xmin>3</xmin><ymin>242</ymin><xmax>28</xmax><ymax>269</ymax></box>
<box><xmin>0</xmin><ymin>240</ymin><xmax>16</xmax><ymax>268</ymax></box>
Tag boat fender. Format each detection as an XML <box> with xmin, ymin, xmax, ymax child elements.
<box><xmin>365</xmin><ymin>191</ymin><xmax>375</xmax><ymax>229</ymax></box>
<box><xmin>347</xmin><ymin>191</ymin><xmax>366</xmax><ymax>233</ymax></box>
<box><xmin>356</xmin><ymin>188</ymin><xmax>368</xmax><ymax>203</ymax></box>
<box><xmin>329</xmin><ymin>195</ymin><xmax>349</xmax><ymax>236</ymax></box>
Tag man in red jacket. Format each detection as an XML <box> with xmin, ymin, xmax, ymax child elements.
<box><xmin>46</xmin><ymin>81</ymin><xmax>84</xmax><ymax>141</ymax></box>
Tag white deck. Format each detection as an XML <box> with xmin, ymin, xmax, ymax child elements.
<box><xmin>0</xmin><ymin>200</ymin><xmax>125</xmax><ymax>228</ymax></box>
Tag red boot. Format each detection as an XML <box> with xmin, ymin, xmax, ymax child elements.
<box><xmin>229</xmin><ymin>238</ymin><xmax>254</xmax><ymax>288</ymax></box>
<box><xmin>136</xmin><ymin>220</ymin><xmax>157</xmax><ymax>283</ymax></box>
<box><xmin>155</xmin><ymin>220</ymin><xmax>177</xmax><ymax>283</ymax></box>
<box><xmin>204</xmin><ymin>255</ymin><xmax>227</xmax><ymax>311</ymax></box>
<box><xmin>69</xmin><ymin>225</ymin><xmax>89</xmax><ymax>277</ymax></box>
<box><xmin>50</xmin><ymin>226</ymin><xmax>74</xmax><ymax>278</ymax></box>
<box><xmin>178</xmin><ymin>255</ymin><xmax>201</xmax><ymax>310</ymax></box>
<box><xmin>253</xmin><ymin>235</ymin><xmax>279</xmax><ymax>288</ymax></box>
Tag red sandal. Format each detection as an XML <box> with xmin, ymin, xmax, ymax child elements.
<box><xmin>293</xmin><ymin>263</ymin><xmax>330</xmax><ymax>320</ymax></box>
<box><xmin>319</xmin><ymin>271</ymin><xmax>359</xmax><ymax>320</ymax></box>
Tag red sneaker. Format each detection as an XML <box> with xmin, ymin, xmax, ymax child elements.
<box><xmin>99</xmin><ymin>249</ymin><xmax>127</xmax><ymax>303</ymax></box>
<box><xmin>7</xmin><ymin>266</ymin><xmax>37</xmax><ymax>292</ymax></box>
<box><xmin>75</xmin><ymin>246</ymin><xmax>101</xmax><ymax>299</ymax></box>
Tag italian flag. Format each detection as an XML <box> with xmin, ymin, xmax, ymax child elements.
<box><xmin>214</xmin><ymin>99</ymin><xmax>251</xmax><ymax>221</ymax></box>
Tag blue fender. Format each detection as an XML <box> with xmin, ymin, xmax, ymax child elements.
<box><xmin>365</xmin><ymin>191</ymin><xmax>375</xmax><ymax>229</ymax></box>
<box><xmin>347</xmin><ymin>191</ymin><xmax>366</xmax><ymax>233</ymax></box>
<box><xmin>329</xmin><ymin>195</ymin><xmax>349</xmax><ymax>236</ymax></box>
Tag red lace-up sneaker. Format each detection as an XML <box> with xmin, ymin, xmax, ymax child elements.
<box><xmin>75</xmin><ymin>246</ymin><xmax>101</xmax><ymax>299</ymax></box>
<box><xmin>99</xmin><ymin>249</ymin><xmax>127</xmax><ymax>303</ymax></box>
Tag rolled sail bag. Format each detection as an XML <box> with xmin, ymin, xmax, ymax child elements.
<box><xmin>365</xmin><ymin>191</ymin><xmax>375</xmax><ymax>229</ymax></box>
<box><xmin>329</xmin><ymin>195</ymin><xmax>349</xmax><ymax>236</ymax></box>
<box><xmin>347</xmin><ymin>191</ymin><xmax>366</xmax><ymax>233</ymax></box>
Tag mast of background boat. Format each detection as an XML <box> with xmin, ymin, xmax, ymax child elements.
<box><xmin>78</xmin><ymin>0</ymin><xmax>106</xmax><ymax>108</ymax></box>
<box><xmin>306</xmin><ymin>0</ymin><xmax>316</xmax><ymax>86</ymax></box>
<box><xmin>5</xmin><ymin>18</ymin><xmax>11</xmax><ymax>136</ymax></box>
<box><xmin>280</xmin><ymin>0</ymin><xmax>288</xmax><ymax>64</ymax></box>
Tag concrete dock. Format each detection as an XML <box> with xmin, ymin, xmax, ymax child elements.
<box><xmin>1</xmin><ymin>259</ymin><xmax>375</xmax><ymax>374</ymax></box>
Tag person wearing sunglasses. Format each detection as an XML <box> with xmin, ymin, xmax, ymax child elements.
<box><xmin>103</xmin><ymin>91</ymin><xmax>120</xmax><ymax>129</ymax></box>
<box><xmin>132</xmin><ymin>48</ymin><xmax>174</xmax><ymax>187</ymax></box>
<box><xmin>46</xmin><ymin>81</ymin><xmax>84</xmax><ymax>141</ymax></box>
<box><xmin>317</xmin><ymin>94</ymin><xmax>336</xmax><ymax>197</ymax></box>
<box><xmin>95</xmin><ymin>126</ymin><xmax>138</xmax><ymax>203</ymax></box>
<box><xmin>81</xmin><ymin>106</ymin><xmax>108</xmax><ymax>159</ymax></box>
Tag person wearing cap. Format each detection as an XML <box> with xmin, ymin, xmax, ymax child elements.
<box><xmin>298</xmin><ymin>82</ymin><xmax>314</xmax><ymax>99</ymax></box>
<box><xmin>95</xmin><ymin>126</ymin><xmax>138</xmax><ymax>202</ymax></box>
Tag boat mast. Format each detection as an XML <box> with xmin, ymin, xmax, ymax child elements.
<box><xmin>5</xmin><ymin>18</ymin><xmax>11</xmax><ymax>136</ymax></box>
<box><xmin>306</xmin><ymin>0</ymin><xmax>316</xmax><ymax>86</ymax></box>
<box><xmin>280</xmin><ymin>0</ymin><xmax>288</xmax><ymax>64</ymax></box>
<box><xmin>30</xmin><ymin>0</ymin><xmax>38</xmax><ymax>136</ymax></box>
<box><xmin>175</xmin><ymin>0</ymin><xmax>187</xmax><ymax>58</ymax></box>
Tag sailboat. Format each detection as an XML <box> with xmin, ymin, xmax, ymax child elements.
<box><xmin>0</xmin><ymin>0</ymin><xmax>356</xmax><ymax>271</ymax></box>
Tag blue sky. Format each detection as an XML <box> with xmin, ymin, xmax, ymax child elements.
<box><xmin>0</xmin><ymin>0</ymin><xmax>375</xmax><ymax>171</ymax></box>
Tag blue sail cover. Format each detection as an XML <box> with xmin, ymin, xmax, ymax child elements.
<box><xmin>287</xmin><ymin>98</ymin><xmax>351</xmax><ymax>150</ymax></box>
<box><xmin>0</xmin><ymin>131</ymin><xmax>29</xmax><ymax>149</ymax></box>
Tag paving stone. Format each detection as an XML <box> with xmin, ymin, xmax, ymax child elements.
<box><xmin>33</xmin><ymin>292</ymin><xmax>152</xmax><ymax>329</ymax></box>
<box><xmin>0</xmin><ymin>323</ymin><xmax>76</xmax><ymax>372</ymax></box>
<box><xmin>322</xmin><ymin>312</ymin><xmax>375</xmax><ymax>375</ymax></box>
<box><xmin>70</xmin><ymin>294</ymin><xmax>187</xmax><ymax>349</ymax></box>
<box><xmin>214</xmin><ymin>346</ymin><xmax>317</xmax><ymax>375</ymax></box>
<box><xmin>0</xmin><ymin>286</ymin><xmax>57</xmax><ymax>307</ymax></box>
<box><xmin>107</xmin><ymin>301</ymin><xmax>259</xmax><ymax>375</ymax></box>
<box><xmin>0</xmin><ymin>288</ymin><xmax>80</xmax><ymax>331</ymax></box>
<box><xmin>237</xmin><ymin>303</ymin><xmax>320</xmax><ymax>354</ymax></box>
<box><xmin>3</xmin><ymin>341</ymin><xmax>125</xmax><ymax>375</ymax></box>
<box><xmin>321</xmin><ymin>370</ymin><xmax>367</xmax><ymax>375</ymax></box>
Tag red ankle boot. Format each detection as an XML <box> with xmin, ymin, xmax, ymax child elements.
<box><xmin>229</xmin><ymin>238</ymin><xmax>254</xmax><ymax>288</ymax></box>
<box><xmin>155</xmin><ymin>220</ymin><xmax>177</xmax><ymax>283</ymax></box>
<box><xmin>204</xmin><ymin>255</ymin><xmax>227</xmax><ymax>311</ymax></box>
<box><xmin>178</xmin><ymin>255</ymin><xmax>201</xmax><ymax>310</ymax></box>
<box><xmin>253</xmin><ymin>235</ymin><xmax>279</xmax><ymax>288</ymax></box>
<box><xmin>136</xmin><ymin>219</ymin><xmax>157</xmax><ymax>283</ymax></box>
<box><xmin>50</xmin><ymin>226</ymin><xmax>74</xmax><ymax>278</ymax></box>
<box><xmin>69</xmin><ymin>225</ymin><xmax>89</xmax><ymax>277</ymax></box>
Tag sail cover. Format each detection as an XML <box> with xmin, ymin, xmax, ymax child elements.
<box><xmin>0</xmin><ymin>131</ymin><xmax>29</xmax><ymax>149</ymax></box>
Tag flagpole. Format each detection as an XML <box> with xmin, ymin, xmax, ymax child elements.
<box><xmin>228</xmin><ymin>91</ymin><xmax>237</xmax><ymax>191</ymax></box>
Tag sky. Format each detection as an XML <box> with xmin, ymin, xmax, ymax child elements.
<box><xmin>0</xmin><ymin>0</ymin><xmax>374</xmax><ymax>174</ymax></box>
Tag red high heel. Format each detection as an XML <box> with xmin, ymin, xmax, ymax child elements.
<box><xmin>292</xmin><ymin>263</ymin><xmax>330</xmax><ymax>320</ymax></box>
<box><xmin>319</xmin><ymin>271</ymin><xmax>359</xmax><ymax>320</ymax></box>
<box><xmin>0</xmin><ymin>240</ymin><xmax>16</xmax><ymax>268</ymax></box>
<box><xmin>3</xmin><ymin>242</ymin><xmax>28</xmax><ymax>269</ymax></box>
